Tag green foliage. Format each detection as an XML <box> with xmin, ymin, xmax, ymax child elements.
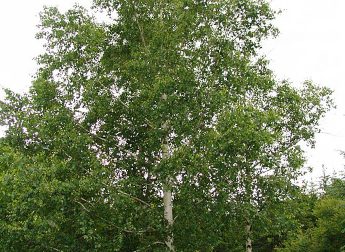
<box><xmin>278</xmin><ymin>178</ymin><xmax>345</xmax><ymax>252</ymax></box>
<box><xmin>0</xmin><ymin>0</ymin><xmax>333</xmax><ymax>251</ymax></box>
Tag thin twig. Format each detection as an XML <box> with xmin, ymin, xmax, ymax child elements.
<box><xmin>117</xmin><ymin>97</ymin><xmax>155</xmax><ymax>129</ymax></box>
<box><xmin>118</xmin><ymin>189</ymin><xmax>151</xmax><ymax>207</ymax></box>
<box><xmin>47</xmin><ymin>246</ymin><xmax>63</xmax><ymax>252</ymax></box>
<box><xmin>131</xmin><ymin>0</ymin><xmax>147</xmax><ymax>48</ymax></box>
<box><xmin>76</xmin><ymin>123</ymin><xmax>108</xmax><ymax>142</ymax></box>
<box><xmin>137</xmin><ymin>20</ymin><xmax>147</xmax><ymax>47</ymax></box>
<box><xmin>75</xmin><ymin>200</ymin><xmax>91</xmax><ymax>212</ymax></box>
<box><xmin>134</xmin><ymin>241</ymin><xmax>166</xmax><ymax>252</ymax></box>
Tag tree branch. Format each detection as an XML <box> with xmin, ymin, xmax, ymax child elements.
<box><xmin>118</xmin><ymin>189</ymin><xmax>151</xmax><ymax>207</ymax></box>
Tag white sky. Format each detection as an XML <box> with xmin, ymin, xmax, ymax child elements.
<box><xmin>0</xmin><ymin>1</ymin><xmax>344</xmax><ymax>178</ymax></box>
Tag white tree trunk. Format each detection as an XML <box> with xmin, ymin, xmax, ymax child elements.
<box><xmin>163</xmin><ymin>178</ymin><xmax>174</xmax><ymax>251</ymax></box>
<box><xmin>245</xmin><ymin>221</ymin><xmax>252</xmax><ymax>252</ymax></box>
<box><xmin>162</xmin><ymin>139</ymin><xmax>175</xmax><ymax>251</ymax></box>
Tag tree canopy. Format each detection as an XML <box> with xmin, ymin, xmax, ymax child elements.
<box><xmin>0</xmin><ymin>0</ymin><xmax>334</xmax><ymax>251</ymax></box>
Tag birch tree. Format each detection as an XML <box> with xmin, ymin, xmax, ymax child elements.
<box><xmin>0</xmin><ymin>0</ymin><xmax>333</xmax><ymax>251</ymax></box>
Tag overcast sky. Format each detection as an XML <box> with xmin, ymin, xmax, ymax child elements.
<box><xmin>0</xmin><ymin>1</ymin><xmax>344</xmax><ymax>179</ymax></box>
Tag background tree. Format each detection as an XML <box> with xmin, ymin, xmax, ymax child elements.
<box><xmin>278</xmin><ymin>176</ymin><xmax>345</xmax><ymax>252</ymax></box>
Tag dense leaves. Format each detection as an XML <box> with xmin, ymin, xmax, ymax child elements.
<box><xmin>278</xmin><ymin>177</ymin><xmax>345</xmax><ymax>252</ymax></box>
<box><xmin>0</xmin><ymin>0</ymin><xmax>334</xmax><ymax>251</ymax></box>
